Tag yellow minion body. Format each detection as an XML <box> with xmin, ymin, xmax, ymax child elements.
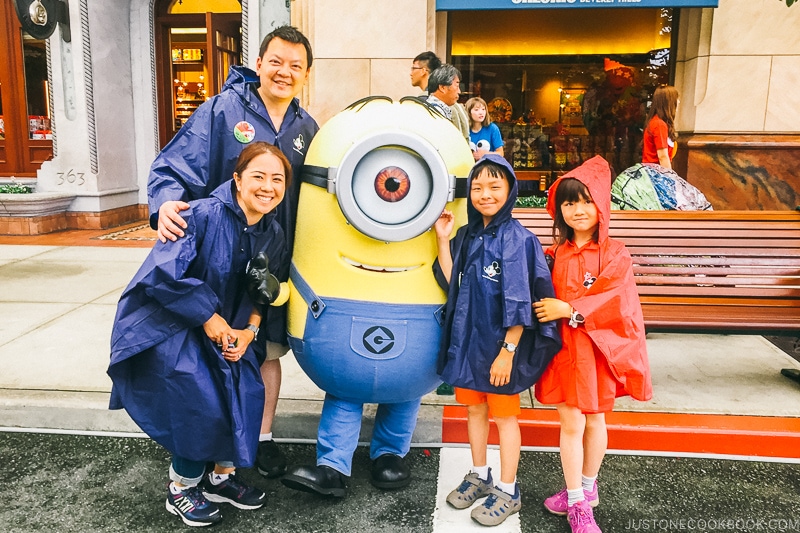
<box><xmin>286</xmin><ymin>97</ymin><xmax>472</xmax><ymax>403</ymax></box>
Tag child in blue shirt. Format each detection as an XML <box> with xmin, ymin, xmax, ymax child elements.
<box><xmin>466</xmin><ymin>97</ymin><xmax>505</xmax><ymax>162</ymax></box>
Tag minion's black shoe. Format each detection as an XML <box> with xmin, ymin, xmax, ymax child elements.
<box><xmin>370</xmin><ymin>454</ymin><xmax>411</xmax><ymax>490</ymax></box>
<box><xmin>256</xmin><ymin>439</ymin><xmax>287</xmax><ymax>478</ymax></box>
<box><xmin>281</xmin><ymin>464</ymin><xmax>348</xmax><ymax>498</ymax></box>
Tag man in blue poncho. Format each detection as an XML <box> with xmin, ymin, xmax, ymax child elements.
<box><xmin>148</xmin><ymin>25</ymin><xmax>318</xmax><ymax>479</ymax></box>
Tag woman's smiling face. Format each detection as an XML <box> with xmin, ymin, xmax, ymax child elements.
<box><xmin>235</xmin><ymin>152</ymin><xmax>286</xmax><ymax>225</ymax></box>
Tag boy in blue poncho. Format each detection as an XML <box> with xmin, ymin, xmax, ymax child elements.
<box><xmin>433</xmin><ymin>154</ymin><xmax>561</xmax><ymax>527</ymax></box>
<box><xmin>109</xmin><ymin>142</ymin><xmax>291</xmax><ymax>527</ymax></box>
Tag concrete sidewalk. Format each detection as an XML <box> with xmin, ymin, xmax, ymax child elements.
<box><xmin>1</xmin><ymin>244</ymin><xmax>800</xmax><ymax>446</ymax></box>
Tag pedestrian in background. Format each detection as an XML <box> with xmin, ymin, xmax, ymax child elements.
<box><xmin>466</xmin><ymin>96</ymin><xmax>504</xmax><ymax>161</ymax></box>
<box><xmin>411</xmin><ymin>52</ymin><xmax>470</xmax><ymax>141</ymax></box>
<box><xmin>534</xmin><ymin>156</ymin><xmax>652</xmax><ymax>533</ymax></box>
<box><xmin>434</xmin><ymin>154</ymin><xmax>560</xmax><ymax>527</ymax></box>
<box><xmin>109</xmin><ymin>142</ymin><xmax>292</xmax><ymax>527</ymax></box>
<box><xmin>642</xmin><ymin>85</ymin><xmax>679</xmax><ymax>170</ymax></box>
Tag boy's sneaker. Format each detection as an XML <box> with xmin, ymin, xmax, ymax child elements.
<box><xmin>470</xmin><ymin>484</ymin><xmax>522</xmax><ymax>527</ymax></box>
<box><xmin>567</xmin><ymin>500</ymin><xmax>602</xmax><ymax>533</ymax></box>
<box><xmin>256</xmin><ymin>439</ymin><xmax>287</xmax><ymax>478</ymax></box>
<box><xmin>165</xmin><ymin>483</ymin><xmax>223</xmax><ymax>527</ymax></box>
<box><xmin>446</xmin><ymin>470</ymin><xmax>493</xmax><ymax>509</ymax></box>
<box><xmin>201</xmin><ymin>473</ymin><xmax>266</xmax><ymax>510</ymax></box>
<box><xmin>544</xmin><ymin>482</ymin><xmax>599</xmax><ymax>516</ymax></box>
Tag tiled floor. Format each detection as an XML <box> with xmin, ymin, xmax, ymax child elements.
<box><xmin>0</xmin><ymin>221</ymin><xmax>154</xmax><ymax>248</ymax></box>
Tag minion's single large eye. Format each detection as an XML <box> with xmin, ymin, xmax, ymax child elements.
<box><xmin>375</xmin><ymin>166</ymin><xmax>410</xmax><ymax>203</ymax></box>
<box><xmin>336</xmin><ymin>131</ymin><xmax>450</xmax><ymax>242</ymax></box>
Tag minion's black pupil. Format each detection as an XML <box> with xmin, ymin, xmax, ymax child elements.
<box><xmin>385</xmin><ymin>178</ymin><xmax>401</xmax><ymax>192</ymax></box>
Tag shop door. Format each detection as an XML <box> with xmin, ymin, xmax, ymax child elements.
<box><xmin>155</xmin><ymin>2</ymin><xmax>241</xmax><ymax>148</ymax></box>
<box><xmin>206</xmin><ymin>13</ymin><xmax>241</xmax><ymax>96</ymax></box>
<box><xmin>0</xmin><ymin>1</ymin><xmax>53</xmax><ymax>177</ymax></box>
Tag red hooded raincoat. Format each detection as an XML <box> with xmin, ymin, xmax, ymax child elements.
<box><xmin>535</xmin><ymin>156</ymin><xmax>652</xmax><ymax>413</ymax></box>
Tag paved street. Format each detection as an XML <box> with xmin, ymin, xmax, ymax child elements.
<box><xmin>2</xmin><ymin>431</ymin><xmax>800</xmax><ymax>533</ymax></box>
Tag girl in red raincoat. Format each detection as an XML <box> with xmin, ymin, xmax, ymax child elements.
<box><xmin>534</xmin><ymin>156</ymin><xmax>652</xmax><ymax>533</ymax></box>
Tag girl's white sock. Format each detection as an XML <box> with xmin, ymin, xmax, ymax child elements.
<box><xmin>567</xmin><ymin>487</ymin><xmax>585</xmax><ymax>506</ymax></box>
<box><xmin>582</xmin><ymin>474</ymin><xmax>597</xmax><ymax>493</ymax></box>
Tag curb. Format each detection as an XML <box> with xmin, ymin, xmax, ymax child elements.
<box><xmin>0</xmin><ymin>390</ymin><xmax>445</xmax><ymax>444</ymax></box>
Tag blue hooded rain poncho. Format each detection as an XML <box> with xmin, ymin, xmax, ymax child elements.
<box><xmin>108</xmin><ymin>180</ymin><xmax>287</xmax><ymax>466</ymax></box>
<box><xmin>148</xmin><ymin>66</ymin><xmax>317</xmax><ymax>347</ymax></box>
<box><xmin>434</xmin><ymin>154</ymin><xmax>561</xmax><ymax>394</ymax></box>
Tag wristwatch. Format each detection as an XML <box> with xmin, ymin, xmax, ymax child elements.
<box><xmin>245</xmin><ymin>323</ymin><xmax>259</xmax><ymax>338</ymax></box>
<box><xmin>500</xmin><ymin>341</ymin><xmax>517</xmax><ymax>353</ymax></box>
<box><xmin>569</xmin><ymin>308</ymin><xmax>585</xmax><ymax>328</ymax></box>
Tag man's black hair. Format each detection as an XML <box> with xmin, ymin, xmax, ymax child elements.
<box><xmin>414</xmin><ymin>51</ymin><xmax>441</xmax><ymax>72</ymax></box>
<box><xmin>259</xmin><ymin>25</ymin><xmax>313</xmax><ymax>68</ymax></box>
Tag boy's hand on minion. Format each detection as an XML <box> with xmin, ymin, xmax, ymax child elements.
<box><xmin>490</xmin><ymin>352</ymin><xmax>514</xmax><ymax>387</ymax></box>
<box><xmin>533</xmin><ymin>298</ymin><xmax>572</xmax><ymax>322</ymax></box>
<box><xmin>433</xmin><ymin>209</ymin><xmax>455</xmax><ymax>239</ymax></box>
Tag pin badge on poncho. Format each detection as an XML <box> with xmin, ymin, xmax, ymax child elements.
<box><xmin>233</xmin><ymin>121</ymin><xmax>255</xmax><ymax>143</ymax></box>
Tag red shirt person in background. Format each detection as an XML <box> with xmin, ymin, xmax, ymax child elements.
<box><xmin>642</xmin><ymin>85</ymin><xmax>679</xmax><ymax>170</ymax></box>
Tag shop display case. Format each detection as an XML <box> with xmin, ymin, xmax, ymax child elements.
<box><xmin>171</xmin><ymin>45</ymin><xmax>207</xmax><ymax>130</ymax></box>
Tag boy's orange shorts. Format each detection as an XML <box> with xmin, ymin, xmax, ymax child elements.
<box><xmin>454</xmin><ymin>387</ymin><xmax>521</xmax><ymax>418</ymax></box>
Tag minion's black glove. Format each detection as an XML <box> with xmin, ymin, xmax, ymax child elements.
<box><xmin>245</xmin><ymin>252</ymin><xmax>281</xmax><ymax>310</ymax></box>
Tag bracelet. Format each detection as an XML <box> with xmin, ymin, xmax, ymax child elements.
<box><xmin>244</xmin><ymin>323</ymin><xmax>259</xmax><ymax>339</ymax></box>
<box><xmin>568</xmin><ymin>308</ymin><xmax>585</xmax><ymax>328</ymax></box>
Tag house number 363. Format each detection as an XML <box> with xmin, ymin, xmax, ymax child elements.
<box><xmin>56</xmin><ymin>169</ymin><xmax>85</xmax><ymax>185</ymax></box>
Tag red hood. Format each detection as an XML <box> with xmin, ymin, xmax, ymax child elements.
<box><xmin>546</xmin><ymin>156</ymin><xmax>612</xmax><ymax>244</ymax></box>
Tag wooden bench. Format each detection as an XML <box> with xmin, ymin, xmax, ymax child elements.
<box><xmin>513</xmin><ymin>209</ymin><xmax>800</xmax><ymax>334</ymax></box>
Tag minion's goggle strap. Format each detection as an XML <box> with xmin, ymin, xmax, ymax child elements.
<box><xmin>300</xmin><ymin>165</ymin><xmax>468</xmax><ymax>199</ymax></box>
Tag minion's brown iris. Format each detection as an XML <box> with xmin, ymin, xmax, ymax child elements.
<box><xmin>374</xmin><ymin>166</ymin><xmax>410</xmax><ymax>203</ymax></box>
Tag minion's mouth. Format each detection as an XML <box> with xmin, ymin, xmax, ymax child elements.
<box><xmin>342</xmin><ymin>256</ymin><xmax>420</xmax><ymax>273</ymax></box>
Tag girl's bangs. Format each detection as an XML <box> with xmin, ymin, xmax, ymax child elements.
<box><xmin>555</xmin><ymin>178</ymin><xmax>591</xmax><ymax>204</ymax></box>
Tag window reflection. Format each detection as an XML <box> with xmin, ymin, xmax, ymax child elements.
<box><xmin>22</xmin><ymin>32</ymin><xmax>51</xmax><ymax>140</ymax></box>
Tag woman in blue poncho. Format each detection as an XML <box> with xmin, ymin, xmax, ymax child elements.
<box><xmin>108</xmin><ymin>142</ymin><xmax>290</xmax><ymax>527</ymax></box>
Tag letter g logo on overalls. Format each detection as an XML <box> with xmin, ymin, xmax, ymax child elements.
<box><xmin>350</xmin><ymin>317</ymin><xmax>407</xmax><ymax>360</ymax></box>
<box><xmin>362</xmin><ymin>326</ymin><xmax>395</xmax><ymax>354</ymax></box>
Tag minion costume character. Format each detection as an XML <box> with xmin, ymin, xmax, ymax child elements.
<box><xmin>280</xmin><ymin>97</ymin><xmax>472</xmax><ymax>496</ymax></box>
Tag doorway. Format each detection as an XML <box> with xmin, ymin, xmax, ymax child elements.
<box><xmin>155</xmin><ymin>0</ymin><xmax>242</xmax><ymax>147</ymax></box>
<box><xmin>0</xmin><ymin>1</ymin><xmax>54</xmax><ymax>177</ymax></box>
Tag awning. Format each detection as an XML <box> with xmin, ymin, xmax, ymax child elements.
<box><xmin>437</xmin><ymin>0</ymin><xmax>718</xmax><ymax>9</ymax></box>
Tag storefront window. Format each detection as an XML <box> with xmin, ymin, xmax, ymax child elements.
<box><xmin>452</xmin><ymin>8</ymin><xmax>674</xmax><ymax>180</ymax></box>
<box><xmin>22</xmin><ymin>32</ymin><xmax>51</xmax><ymax>140</ymax></box>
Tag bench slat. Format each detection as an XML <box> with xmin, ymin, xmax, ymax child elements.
<box><xmin>512</xmin><ymin>208</ymin><xmax>800</xmax><ymax>332</ymax></box>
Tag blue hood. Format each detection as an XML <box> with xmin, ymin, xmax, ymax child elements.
<box><xmin>466</xmin><ymin>153</ymin><xmax>519</xmax><ymax>232</ymax></box>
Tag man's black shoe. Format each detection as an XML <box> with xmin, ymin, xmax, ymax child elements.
<box><xmin>281</xmin><ymin>464</ymin><xmax>348</xmax><ymax>498</ymax></box>
<box><xmin>256</xmin><ymin>440</ymin><xmax>287</xmax><ymax>478</ymax></box>
<box><xmin>370</xmin><ymin>454</ymin><xmax>411</xmax><ymax>490</ymax></box>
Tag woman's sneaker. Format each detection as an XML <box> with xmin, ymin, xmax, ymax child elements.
<box><xmin>165</xmin><ymin>483</ymin><xmax>223</xmax><ymax>527</ymax></box>
<box><xmin>446</xmin><ymin>470</ymin><xmax>493</xmax><ymax>509</ymax></box>
<box><xmin>201</xmin><ymin>472</ymin><xmax>266</xmax><ymax>510</ymax></box>
<box><xmin>470</xmin><ymin>484</ymin><xmax>522</xmax><ymax>527</ymax></box>
<box><xmin>544</xmin><ymin>482</ymin><xmax>599</xmax><ymax>516</ymax></box>
<box><xmin>567</xmin><ymin>500</ymin><xmax>602</xmax><ymax>533</ymax></box>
